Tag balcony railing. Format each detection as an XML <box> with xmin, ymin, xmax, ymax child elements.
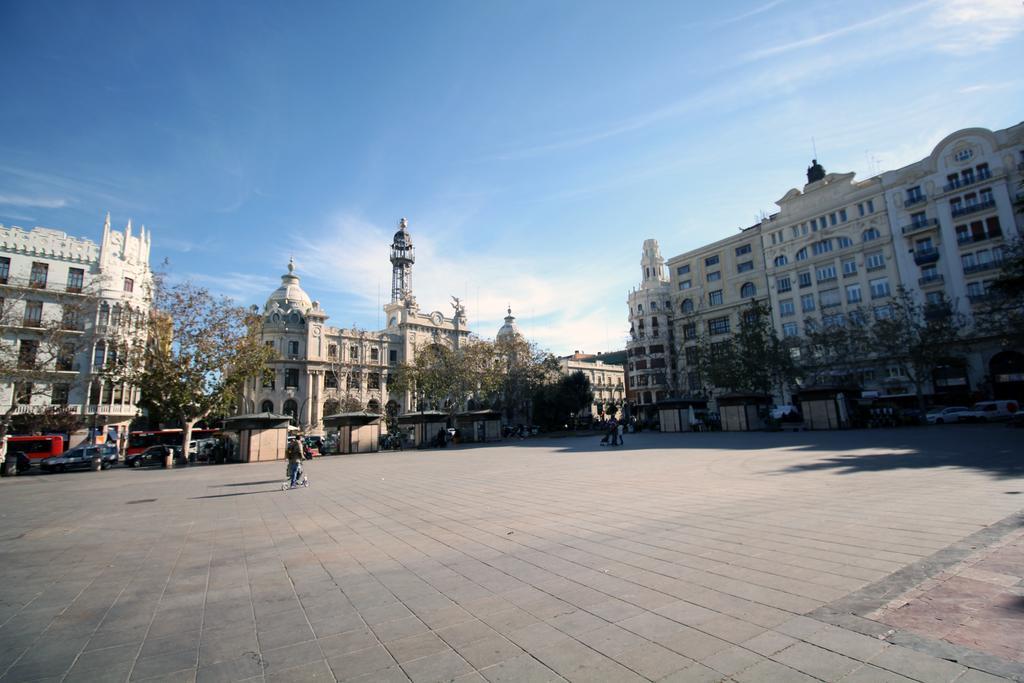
<box><xmin>901</xmin><ymin>218</ymin><xmax>938</xmax><ymax>235</ymax></box>
<box><xmin>951</xmin><ymin>198</ymin><xmax>996</xmax><ymax>218</ymax></box>
<box><xmin>957</xmin><ymin>231</ymin><xmax>1001</xmax><ymax>245</ymax></box>
<box><xmin>918</xmin><ymin>274</ymin><xmax>944</xmax><ymax>286</ymax></box>
<box><xmin>0</xmin><ymin>275</ymin><xmax>89</xmax><ymax>294</ymax></box>
<box><xmin>903</xmin><ymin>194</ymin><xmax>927</xmax><ymax>208</ymax></box>
<box><xmin>913</xmin><ymin>247</ymin><xmax>940</xmax><ymax>265</ymax></box>
<box><xmin>962</xmin><ymin>260</ymin><xmax>1001</xmax><ymax>275</ymax></box>
<box><xmin>943</xmin><ymin>168</ymin><xmax>992</xmax><ymax>192</ymax></box>
<box><xmin>967</xmin><ymin>293</ymin><xmax>992</xmax><ymax>305</ymax></box>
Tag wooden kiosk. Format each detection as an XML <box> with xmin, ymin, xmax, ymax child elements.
<box><xmin>221</xmin><ymin>412</ymin><xmax>291</xmax><ymax>463</ymax></box>
<box><xmin>797</xmin><ymin>386</ymin><xmax>859</xmax><ymax>430</ymax></box>
<box><xmin>455</xmin><ymin>410</ymin><xmax>502</xmax><ymax>443</ymax></box>
<box><xmin>322</xmin><ymin>412</ymin><xmax>382</xmax><ymax>454</ymax></box>
<box><xmin>656</xmin><ymin>398</ymin><xmax>709</xmax><ymax>432</ymax></box>
<box><xmin>397</xmin><ymin>411</ymin><xmax>449</xmax><ymax>448</ymax></box>
<box><xmin>717</xmin><ymin>393</ymin><xmax>772</xmax><ymax>431</ymax></box>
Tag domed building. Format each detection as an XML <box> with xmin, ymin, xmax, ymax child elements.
<box><xmin>495</xmin><ymin>307</ymin><xmax>521</xmax><ymax>342</ymax></box>
<box><xmin>240</xmin><ymin>219</ymin><xmax>472</xmax><ymax>433</ymax></box>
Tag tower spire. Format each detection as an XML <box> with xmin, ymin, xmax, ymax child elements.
<box><xmin>389</xmin><ymin>217</ymin><xmax>415</xmax><ymax>304</ymax></box>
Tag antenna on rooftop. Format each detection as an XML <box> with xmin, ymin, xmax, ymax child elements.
<box><xmin>811</xmin><ymin>137</ymin><xmax>818</xmax><ymax>160</ymax></box>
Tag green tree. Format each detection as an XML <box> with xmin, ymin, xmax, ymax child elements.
<box><xmin>532</xmin><ymin>370</ymin><xmax>593</xmax><ymax>430</ymax></box>
<box><xmin>110</xmin><ymin>281</ymin><xmax>274</xmax><ymax>465</ymax></box>
<box><xmin>388</xmin><ymin>338</ymin><xmax>499</xmax><ymax>420</ymax></box>
<box><xmin>796</xmin><ymin>308</ymin><xmax>874</xmax><ymax>387</ymax></box>
<box><xmin>491</xmin><ymin>334</ymin><xmax>560</xmax><ymax>423</ymax></box>
<box><xmin>697</xmin><ymin>302</ymin><xmax>796</xmax><ymax>397</ymax></box>
<box><xmin>973</xmin><ymin>238</ymin><xmax>1024</xmax><ymax>350</ymax></box>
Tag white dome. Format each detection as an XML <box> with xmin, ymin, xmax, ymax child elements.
<box><xmin>265</xmin><ymin>259</ymin><xmax>312</xmax><ymax>313</ymax></box>
<box><xmin>496</xmin><ymin>307</ymin><xmax>521</xmax><ymax>341</ymax></box>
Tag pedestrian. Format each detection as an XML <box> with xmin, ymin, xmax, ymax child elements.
<box><xmin>286</xmin><ymin>436</ymin><xmax>303</xmax><ymax>487</ymax></box>
<box><xmin>607</xmin><ymin>417</ymin><xmax>618</xmax><ymax>446</ymax></box>
<box><xmin>616</xmin><ymin>419</ymin><xmax>624</xmax><ymax>446</ymax></box>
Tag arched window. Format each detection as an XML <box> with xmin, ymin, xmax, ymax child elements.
<box><xmin>795</xmin><ymin>248</ymin><xmax>808</xmax><ymax>261</ymax></box>
<box><xmin>93</xmin><ymin>341</ymin><xmax>106</xmax><ymax>368</ymax></box>
<box><xmin>89</xmin><ymin>380</ymin><xmax>101</xmax><ymax>405</ymax></box>
<box><xmin>637</xmin><ymin>304</ymin><xmax>643</xmax><ymax>314</ymax></box>
<box><xmin>283</xmin><ymin>399</ymin><xmax>299</xmax><ymax>425</ymax></box>
<box><xmin>367</xmin><ymin>399</ymin><xmax>381</xmax><ymax>414</ymax></box>
<box><xmin>863</xmin><ymin>228</ymin><xmax>880</xmax><ymax>242</ymax></box>
<box><xmin>774</xmin><ymin>255</ymin><xmax>788</xmax><ymax>267</ymax></box>
<box><xmin>681</xmin><ymin>299</ymin><xmax>694</xmax><ymax>313</ymax></box>
<box><xmin>740</xmin><ymin>282</ymin><xmax>757</xmax><ymax>298</ymax></box>
<box><xmin>837</xmin><ymin>236</ymin><xmax>853</xmax><ymax>248</ymax></box>
<box><xmin>111</xmin><ymin>304</ymin><xmax>121</xmax><ymax>327</ymax></box>
<box><xmin>98</xmin><ymin>302</ymin><xmax>110</xmax><ymax>326</ymax></box>
<box><xmin>260</xmin><ymin>400</ymin><xmax>274</xmax><ymax>413</ymax></box>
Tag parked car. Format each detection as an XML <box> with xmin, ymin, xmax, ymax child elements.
<box><xmin>925</xmin><ymin>406</ymin><xmax>981</xmax><ymax>424</ymax></box>
<box><xmin>189</xmin><ymin>438</ymin><xmax>218</xmax><ymax>462</ymax></box>
<box><xmin>126</xmin><ymin>445</ymin><xmax>187</xmax><ymax>468</ymax></box>
<box><xmin>971</xmin><ymin>400</ymin><xmax>1019</xmax><ymax>421</ymax></box>
<box><xmin>40</xmin><ymin>445</ymin><xmax>118</xmax><ymax>472</ymax></box>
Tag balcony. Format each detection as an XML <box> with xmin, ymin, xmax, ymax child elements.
<box><xmin>943</xmin><ymin>168</ymin><xmax>992</xmax><ymax>192</ymax></box>
<box><xmin>957</xmin><ymin>231</ymin><xmax>1000</xmax><ymax>245</ymax></box>
<box><xmin>918</xmin><ymin>274</ymin><xmax>944</xmax><ymax>286</ymax></box>
<box><xmin>0</xmin><ymin>275</ymin><xmax>89</xmax><ymax>295</ymax></box>
<box><xmin>967</xmin><ymin>293</ymin><xmax>992</xmax><ymax>305</ymax></box>
<box><xmin>913</xmin><ymin>247</ymin><xmax>940</xmax><ymax>265</ymax></box>
<box><xmin>924</xmin><ymin>303</ymin><xmax>952</xmax><ymax>320</ymax></box>
<box><xmin>903</xmin><ymin>194</ymin><xmax>927</xmax><ymax>208</ymax></box>
<box><xmin>901</xmin><ymin>218</ymin><xmax>938</xmax><ymax>235</ymax></box>
<box><xmin>962</xmin><ymin>260</ymin><xmax>1001</xmax><ymax>275</ymax></box>
<box><xmin>951</xmin><ymin>198</ymin><xmax>996</xmax><ymax>218</ymax></box>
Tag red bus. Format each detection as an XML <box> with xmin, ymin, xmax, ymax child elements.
<box><xmin>126</xmin><ymin>429</ymin><xmax>218</xmax><ymax>456</ymax></box>
<box><xmin>6</xmin><ymin>435</ymin><xmax>66</xmax><ymax>463</ymax></box>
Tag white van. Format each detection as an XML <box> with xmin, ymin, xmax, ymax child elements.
<box><xmin>971</xmin><ymin>400</ymin><xmax>1019</xmax><ymax>421</ymax></box>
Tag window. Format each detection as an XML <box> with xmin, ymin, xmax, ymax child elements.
<box><xmin>774</xmin><ymin>255</ymin><xmax>788</xmax><ymax>267</ymax></box>
<box><xmin>389</xmin><ymin>349</ymin><xmax>398</xmax><ymax>365</ymax></box>
<box><xmin>858</xmin><ymin>202</ymin><xmax>865</xmax><ymax>217</ymax></box>
<box><xmin>737</xmin><ymin>261</ymin><xmax>754</xmax><ymax>273</ymax></box>
<box><xmin>23</xmin><ymin>301</ymin><xmax>43</xmax><ymax>326</ymax></box>
<box><xmin>707</xmin><ymin>271</ymin><xmax>721</xmax><ymax>282</ymax></box>
<box><xmin>870</xmin><ymin>277</ymin><xmax>890</xmax><ymax>299</ymax></box>
<box><xmin>907</xmin><ymin>186</ymin><xmax>923</xmax><ymax>202</ymax></box>
<box><xmin>682</xmin><ymin>323</ymin><xmax>696</xmax><ymax>340</ymax></box>
<box><xmin>846</xmin><ymin>283</ymin><xmax>862</xmax><ymax>304</ymax></box>
<box><xmin>110</xmin><ymin>304</ymin><xmax>121</xmax><ymax>327</ymax></box>
<box><xmin>708</xmin><ymin>317</ymin><xmax>730</xmax><ymax>335</ymax></box>
<box><xmin>676</xmin><ymin>265</ymin><xmax>690</xmax><ymax>275</ymax></box>
<box><xmin>795</xmin><ymin>248</ymin><xmax>808</xmax><ymax>261</ymax></box>
<box><xmin>678</xmin><ymin>279</ymin><xmax>691</xmax><ymax>290</ymax></box>
<box><xmin>865</xmin><ymin>251</ymin><xmax>884</xmax><ymax>270</ymax></box>
<box><xmin>680</xmin><ymin>299</ymin><xmax>694</xmax><ymax>313</ymax></box>
<box><xmin>325</xmin><ymin>372</ymin><xmax>338</xmax><ymax>389</ymax></box>
<box><xmin>684</xmin><ymin>346</ymin><xmax>700</xmax><ymax>365</ymax></box>
<box><xmin>812</xmin><ymin>240</ymin><xmax>833</xmax><ymax>256</ymax></box>
<box><xmin>816</xmin><ymin>265</ymin><xmax>837</xmax><ymax>282</ymax></box>
<box><xmin>776</xmin><ymin>276</ymin><xmax>792</xmax><ymax>292</ymax></box>
<box><xmin>98</xmin><ymin>302</ymin><xmax>110</xmax><ymax>326</ymax></box>
<box><xmin>926</xmin><ymin>291</ymin><xmax>945</xmax><ymax>305</ymax></box>
<box><xmin>285</xmin><ymin>368</ymin><xmax>300</xmax><ymax>388</ymax></box>
<box><xmin>288</xmin><ymin>340</ymin><xmax>300</xmax><ymax>356</ymax></box>
<box><xmin>13</xmin><ymin>382</ymin><xmax>32</xmax><ymax>405</ymax></box>
<box><xmin>839</xmin><ymin>209</ymin><xmax>848</xmax><ymax>222</ymax></box>
<box><xmin>837</xmin><ymin>236</ymin><xmax>853</xmax><ymax>249</ymax></box>
<box><xmin>0</xmin><ymin>257</ymin><xmax>9</xmax><ymax>283</ymax></box>
<box><xmin>349</xmin><ymin>345</ymin><xmax>358</xmax><ymax>360</ymax></box>
<box><xmin>650</xmin><ymin>301</ymin><xmax>658</xmax><ymax>310</ymax></box>
<box><xmin>349</xmin><ymin>370</ymin><xmax>362</xmax><ymax>388</ymax></box>
<box><xmin>842</xmin><ymin>259</ymin><xmax>857</xmax><ymax>276</ymax></box>
<box><xmin>123</xmin><ymin>277</ymin><xmax>134</xmax><ymax>293</ymax></box>
<box><xmin>327</xmin><ymin>343</ymin><xmax>338</xmax><ymax>358</ymax></box>
<box><xmin>920</xmin><ymin>264</ymin><xmax>938</xmax><ymax>281</ymax></box>
<box><xmin>862</xmin><ymin>228</ymin><xmax>880</xmax><ymax>242</ymax></box>
<box><xmin>370</xmin><ymin>348</ymin><xmax>379</xmax><ymax>362</ymax></box>
<box><xmin>708</xmin><ymin>290</ymin><xmax>723</xmax><ymax>306</ymax></box>
<box><xmin>801</xmin><ymin>293</ymin><xmax>816</xmax><ymax>312</ymax></box>
<box><xmin>822</xmin><ymin>313</ymin><xmax>845</xmax><ymax>328</ymax></box>
<box><xmin>56</xmin><ymin>343</ymin><xmax>74</xmax><ymax>371</ymax></box>
<box><xmin>829</xmin><ymin>213</ymin><xmax>838</xmax><ymax>226</ymax></box>
<box><xmin>705</xmin><ymin>255</ymin><xmax>719</xmax><ymax>266</ymax></box>
<box><xmin>735</xmin><ymin>244</ymin><xmax>752</xmax><ymax>256</ymax></box>
<box><xmin>798</xmin><ymin>271</ymin><xmax>812</xmax><ymax>288</ymax></box>
<box><xmin>866</xmin><ymin>199</ymin><xmax>875</xmax><ymax>213</ymax></box>
<box><xmin>368</xmin><ymin>373</ymin><xmax>380</xmax><ymax>390</ymax></box>
<box><xmin>93</xmin><ymin>341</ymin><xmax>106</xmax><ymax>368</ymax></box>
<box><xmin>782</xmin><ymin>322</ymin><xmax>799</xmax><ymax>338</ymax></box>
<box><xmin>67</xmin><ymin>268</ymin><xmax>84</xmax><ymax>293</ymax></box>
<box><xmin>874</xmin><ymin>305</ymin><xmax>892</xmax><ymax>319</ymax></box>
<box><xmin>29</xmin><ymin>262</ymin><xmax>48</xmax><ymax>288</ymax></box>
<box><xmin>740</xmin><ymin>282</ymin><xmax>756</xmax><ymax>298</ymax></box>
<box><xmin>18</xmin><ymin>339</ymin><xmax>38</xmax><ymax>369</ymax></box>
<box><xmin>780</xmin><ymin>299</ymin><xmax>795</xmax><ymax>317</ymax></box>
<box><xmin>51</xmin><ymin>383</ymin><xmax>69</xmax><ymax>406</ymax></box>
<box><xmin>820</xmin><ymin>288</ymin><xmax>841</xmax><ymax>307</ymax></box>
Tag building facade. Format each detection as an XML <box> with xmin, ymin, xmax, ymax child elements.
<box><xmin>241</xmin><ymin>219</ymin><xmax>471</xmax><ymax>433</ymax></box>
<box><xmin>627</xmin><ymin>122</ymin><xmax>1024</xmax><ymax>410</ymax></box>
<box><xmin>626</xmin><ymin>239</ymin><xmax>673</xmax><ymax>421</ymax></box>
<box><xmin>557</xmin><ymin>354</ymin><xmax>625</xmax><ymax>420</ymax></box>
<box><xmin>0</xmin><ymin>215</ymin><xmax>153</xmax><ymax>445</ymax></box>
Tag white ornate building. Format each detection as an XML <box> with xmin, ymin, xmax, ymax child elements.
<box><xmin>241</xmin><ymin>219</ymin><xmax>472</xmax><ymax>433</ymax></box>
<box><xmin>0</xmin><ymin>214</ymin><xmax>153</xmax><ymax>445</ymax></box>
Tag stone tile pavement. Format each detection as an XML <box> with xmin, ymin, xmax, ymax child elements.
<box><xmin>0</xmin><ymin>425</ymin><xmax>1021</xmax><ymax>682</ymax></box>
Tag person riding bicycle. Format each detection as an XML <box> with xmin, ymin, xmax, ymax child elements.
<box><xmin>286</xmin><ymin>437</ymin><xmax>304</xmax><ymax>487</ymax></box>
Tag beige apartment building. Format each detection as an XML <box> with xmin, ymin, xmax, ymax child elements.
<box><xmin>557</xmin><ymin>354</ymin><xmax>625</xmax><ymax>420</ymax></box>
<box><xmin>626</xmin><ymin>122</ymin><xmax>1024</xmax><ymax>410</ymax></box>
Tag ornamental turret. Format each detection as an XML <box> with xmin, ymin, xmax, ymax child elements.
<box><xmin>390</xmin><ymin>217</ymin><xmax>415</xmax><ymax>304</ymax></box>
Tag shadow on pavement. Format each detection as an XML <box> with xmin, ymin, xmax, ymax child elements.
<box><xmin>216</xmin><ymin>480</ymin><xmax>281</xmax><ymax>487</ymax></box>
<box><xmin>190</xmin><ymin>490</ymin><xmax>277</xmax><ymax>499</ymax></box>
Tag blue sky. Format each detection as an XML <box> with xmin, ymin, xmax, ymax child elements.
<box><xmin>1</xmin><ymin>0</ymin><xmax>1021</xmax><ymax>354</ymax></box>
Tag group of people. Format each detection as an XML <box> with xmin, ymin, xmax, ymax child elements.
<box><xmin>601</xmin><ymin>417</ymin><xmax>625</xmax><ymax>446</ymax></box>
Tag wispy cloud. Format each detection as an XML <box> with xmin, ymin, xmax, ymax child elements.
<box><xmin>717</xmin><ymin>0</ymin><xmax>788</xmax><ymax>26</ymax></box>
<box><xmin>929</xmin><ymin>0</ymin><xmax>1024</xmax><ymax>51</ymax></box>
<box><xmin>0</xmin><ymin>193</ymin><xmax>69</xmax><ymax>209</ymax></box>
<box><xmin>291</xmin><ymin>212</ymin><xmax>631</xmax><ymax>353</ymax></box>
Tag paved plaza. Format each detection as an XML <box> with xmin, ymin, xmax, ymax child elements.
<box><xmin>0</xmin><ymin>426</ymin><xmax>1022</xmax><ymax>682</ymax></box>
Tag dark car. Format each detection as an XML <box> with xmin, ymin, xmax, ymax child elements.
<box><xmin>40</xmin><ymin>445</ymin><xmax>118</xmax><ymax>473</ymax></box>
<box><xmin>126</xmin><ymin>445</ymin><xmax>187</xmax><ymax>468</ymax></box>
